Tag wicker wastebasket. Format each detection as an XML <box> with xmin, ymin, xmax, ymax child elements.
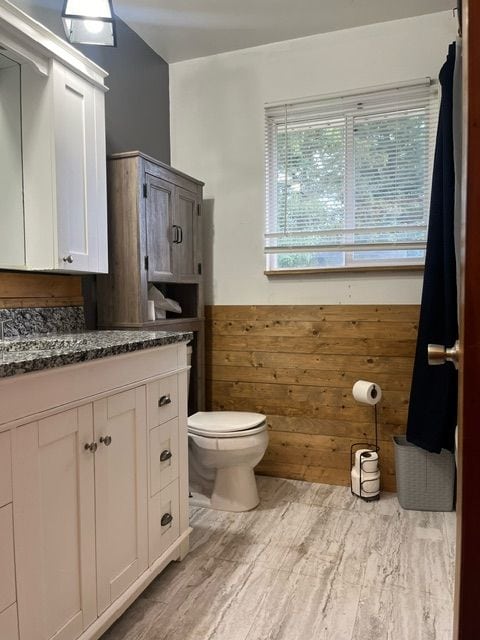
<box><xmin>393</xmin><ymin>436</ymin><xmax>455</xmax><ymax>511</ymax></box>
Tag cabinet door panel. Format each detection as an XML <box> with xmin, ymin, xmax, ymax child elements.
<box><xmin>0</xmin><ymin>603</ymin><xmax>18</xmax><ymax>640</ymax></box>
<box><xmin>145</xmin><ymin>174</ymin><xmax>174</xmax><ymax>281</ymax></box>
<box><xmin>150</xmin><ymin>418</ymin><xmax>179</xmax><ymax>496</ymax></box>
<box><xmin>12</xmin><ymin>406</ymin><xmax>96</xmax><ymax>640</ymax></box>
<box><xmin>149</xmin><ymin>480</ymin><xmax>180</xmax><ymax>565</ymax></box>
<box><xmin>0</xmin><ymin>431</ymin><xmax>12</xmax><ymax>508</ymax></box>
<box><xmin>147</xmin><ymin>374</ymin><xmax>178</xmax><ymax>429</ymax></box>
<box><xmin>54</xmin><ymin>62</ymin><xmax>106</xmax><ymax>273</ymax></box>
<box><xmin>173</xmin><ymin>187</ymin><xmax>199</xmax><ymax>278</ymax></box>
<box><xmin>94</xmin><ymin>387</ymin><xmax>148</xmax><ymax>615</ymax></box>
<box><xmin>0</xmin><ymin>503</ymin><xmax>15</xmax><ymax>615</ymax></box>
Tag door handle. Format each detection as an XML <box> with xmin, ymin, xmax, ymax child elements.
<box><xmin>99</xmin><ymin>435</ymin><xmax>112</xmax><ymax>446</ymax></box>
<box><xmin>158</xmin><ymin>394</ymin><xmax>172</xmax><ymax>407</ymax></box>
<box><xmin>177</xmin><ymin>226</ymin><xmax>183</xmax><ymax>244</ymax></box>
<box><xmin>161</xmin><ymin>513</ymin><xmax>173</xmax><ymax>527</ymax></box>
<box><xmin>160</xmin><ymin>449</ymin><xmax>172</xmax><ymax>462</ymax></box>
<box><xmin>172</xmin><ymin>225</ymin><xmax>180</xmax><ymax>243</ymax></box>
<box><xmin>427</xmin><ymin>340</ymin><xmax>460</xmax><ymax>369</ymax></box>
<box><xmin>84</xmin><ymin>442</ymin><xmax>98</xmax><ymax>453</ymax></box>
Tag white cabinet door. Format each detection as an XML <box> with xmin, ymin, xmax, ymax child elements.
<box><xmin>0</xmin><ymin>503</ymin><xmax>16</xmax><ymax>616</ymax></box>
<box><xmin>53</xmin><ymin>61</ymin><xmax>108</xmax><ymax>273</ymax></box>
<box><xmin>12</xmin><ymin>406</ymin><xmax>97</xmax><ymax>640</ymax></box>
<box><xmin>94</xmin><ymin>388</ymin><xmax>148</xmax><ymax>615</ymax></box>
<box><xmin>0</xmin><ymin>603</ymin><xmax>19</xmax><ymax>640</ymax></box>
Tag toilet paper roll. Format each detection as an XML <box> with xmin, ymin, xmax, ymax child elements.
<box><xmin>354</xmin><ymin>449</ymin><xmax>379</xmax><ymax>474</ymax></box>
<box><xmin>147</xmin><ymin>300</ymin><xmax>155</xmax><ymax>321</ymax></box>
<box><xmin>351</xmin><ymin>467</ymin><xmax>380</xmax><ymax>498</ymax></box>
<box><xmin>352</xmin><ymin>380</ymin><xmax>382</xmax><ymax>405</ymax></box>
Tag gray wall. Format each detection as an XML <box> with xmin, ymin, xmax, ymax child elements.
<box><xmin>13</xmin><ymin>0</ymin><xmax>170</xmax><ymax>162</ymax></box>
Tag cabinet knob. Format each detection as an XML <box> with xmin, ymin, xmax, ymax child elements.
<box><xmin>158</xmin><ymin>394</ymin><xmax>172</xmax><ymax>407</ymax></box>
<box><xmin>63</xmin><ymin>255</ymin><xmax>74</xmax><ymax>264</ymax></box>
<box><xmin>161</xmin><ymin>513</ymin><xmax>173</xmax><ymax>527</ymax></box>
<box><xmin>84</xmin><ymin>442</ymin><xmax>97</xmax><ymax>453</ymax></box>
<box><xmin>160</xmin><ymin>449</ymin><xmax>172</xmax><ymax>462</ymax></box>
<box><xmin>100</xmin><ymin>435</ymin><xmax>112</xmax><ymax>446</ymax></box>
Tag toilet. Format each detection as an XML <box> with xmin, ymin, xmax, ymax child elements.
<box><xmin>188</xmin><ymin>411</ymin><xmax>268</xmax><ymax>511</ymax></box>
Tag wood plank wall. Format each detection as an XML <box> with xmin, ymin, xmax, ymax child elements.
<box><xmin>0</xmin><ymin>272</ymin><xmax>83</xmax><ymax>308</ymax></box>
<box><xmin>205</xmin><ymin>305</ymin><xmax>420</xmax><ymax>492</ymax></box>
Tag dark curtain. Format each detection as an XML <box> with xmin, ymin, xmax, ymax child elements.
<box><xmin>406</xmin><ymin>43</ymin><xmax>458</xmax><ymax>453</ymax></box>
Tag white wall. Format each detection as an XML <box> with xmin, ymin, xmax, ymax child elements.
<box><xmin>170</xmin><ymin>12</ymin><xmax>457</xmax><ymax>305</ymax></box>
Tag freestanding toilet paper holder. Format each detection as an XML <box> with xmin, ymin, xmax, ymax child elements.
<box><xmin>350</xmin><ymin>395</ymin><xmax>381</xmax><ymax>502</ymax></box>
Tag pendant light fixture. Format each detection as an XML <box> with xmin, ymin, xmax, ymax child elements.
<box><xmin>62</xmin><ymin>0</ymin><xmax>117</xmax><ymax>47</ymax></box>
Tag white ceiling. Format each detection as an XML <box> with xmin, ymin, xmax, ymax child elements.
<box><xmin>114</xmin><ymin>0</ymin><xmax>453</xmax><ymax>63</ymax></box>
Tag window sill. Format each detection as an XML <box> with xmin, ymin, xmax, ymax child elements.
<box><xmin>264</xmin><ymin>264</ymin><xmax>425</xmax><ymax>276</ymax></box>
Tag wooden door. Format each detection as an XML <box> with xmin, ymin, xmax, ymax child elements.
<box><xmin>145</xmin><ymin>173</ymin><xmax>175</xmax><ymax>281</ymax></box>
<box><xmin>454</xmin><ymin>2</ymin><xmax>480</xmax><ymax>637</ymax></box>
<box><xmin>53</xmin><ymin>61</ymin><xmax>106</xmax><ymax>273</ymax></box>
<box><xmin>94</xmin><ymin>387</ymin><xmax>148</xmax><ymax>615</ymax></box>
<box><xmin>173</xmin><ymin>187</ymin><xmax>200</xmax><ymax>279</ymax></box>
<box><xmin>12</xmin><ymin>406</ymin><xmax>97</xmax><ymax>640</ymax></box>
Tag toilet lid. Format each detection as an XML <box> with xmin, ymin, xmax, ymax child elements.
<box><xmin>188</xmin><ymin>411</ymin><xmax>266</xmax><ymax>434</ymax></box>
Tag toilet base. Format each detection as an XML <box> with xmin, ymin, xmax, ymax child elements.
<box><xmin>190</xmin><ymin>465</ymin><xmax>260</xmax><ymax>512</ymax></box>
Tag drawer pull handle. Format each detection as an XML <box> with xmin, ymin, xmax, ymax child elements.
<box><xmin>100</xmin><ymin>435</ymin><xmax>112</xmax><ymax>446</ymax></box>
<box><xmin>160</xmin><ymin>449</ymin><xmax>172</xmax><ymax>462</ymax></box>
<box><xmin>161</xmin><ymin>513</ymin><xmax>173</xmax><ymax>527</ymax></box>
<box><xmin>84</xmin><ymin>442</ymin><xmax>97</xmax><ymax>453</ymax></box>
<box><xmin>158</xmin><ymin>394</ymin><xmax>172</xmax><ymax>407</ymax></box>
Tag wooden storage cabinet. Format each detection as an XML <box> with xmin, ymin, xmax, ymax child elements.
<box><xmin>97</xmin><ymin>151</ymin><xmax>205</xmax><ymax>413</ymax></box>
<box><xmin>1</xmin><ymin>344</ymin><xmax>190</xmax><ymax>640</ymax></box>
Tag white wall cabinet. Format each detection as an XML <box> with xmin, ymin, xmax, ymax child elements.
<box><xmin>53</xmin><ymin>62</ymin><xmax>108</xmax><ymax>272</ymax></box>
<box><xmin>0</xmin><ymin>0</ymin><xmax>108</xmax><ymax>274</ymax></box>
<box><xmin>0</xmin><ymin>343</ymin><xmax>190</xmax><ymax>640</ymax></box>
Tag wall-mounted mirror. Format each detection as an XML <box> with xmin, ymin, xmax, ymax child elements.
<box><xmin>0</xmin><ymin>50</ymin><xmax>24</xmax><ymax>266</ymax></box>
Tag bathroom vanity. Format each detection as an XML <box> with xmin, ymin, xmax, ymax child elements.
<box><xmin>0</xmin><ymin>331</ymin><xmax>191</xmax><ymax>640</ymax></box>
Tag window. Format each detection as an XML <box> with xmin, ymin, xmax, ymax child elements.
<box><xmin>264</xmin><ymin>81</ymin><xmax>439</xmax><ymax>272</ymax></box>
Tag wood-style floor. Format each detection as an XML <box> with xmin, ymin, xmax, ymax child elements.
<box><xmin>101</xmin><ymin>476</ymin><xmax>455</xmax><ymax>640</ymax></box>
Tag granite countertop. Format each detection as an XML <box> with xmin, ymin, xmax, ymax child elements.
<box><xmin>0</xmin><ymin>330</ymin><xmax>193</xmax><ymax>379</ymax></box>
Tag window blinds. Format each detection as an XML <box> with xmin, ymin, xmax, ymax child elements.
<box><xmin>265</xmin><ymin>80</ymin><xmax>439</xmax><ymax>270</ymax></box>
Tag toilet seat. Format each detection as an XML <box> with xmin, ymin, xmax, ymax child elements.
<box><xmin>188</xmin><ymin>411</ymin><xmax>267</xmax><ymax>438</ymax></box>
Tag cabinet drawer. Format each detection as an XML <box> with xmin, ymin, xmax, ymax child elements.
<box><xmin>150</xmin><ymin>419</ymin><xmax>179</xmax><ymax>497</ymax></box>
<box><xmin>0</xmin><ymin>603</ymin><xmax>18</xmax><ymax>640</ymax></box>
<box><xmin>0</xmin><ymin>432</ymin><xmax>12</xmax><ymax>508</ymax></box>
<box><xmin>0</xmin><ymin>504</ymin><xmax>16</xmax><ymax>614</ymax></box>
<box><xmin>149</xmin><ymin>480</ymin><xmax>180</xmax><ymax>565</ymax></box>
<box><xmin>147</xmin><ymin>375</ymin><xmax>178</xmax><ymax>428</ymax></box>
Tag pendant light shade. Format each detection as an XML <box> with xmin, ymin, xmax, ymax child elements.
<box><xmin>62</xmin><ymin>0</ymin><xmax>117</xmax><ymax>47</ymax></box>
